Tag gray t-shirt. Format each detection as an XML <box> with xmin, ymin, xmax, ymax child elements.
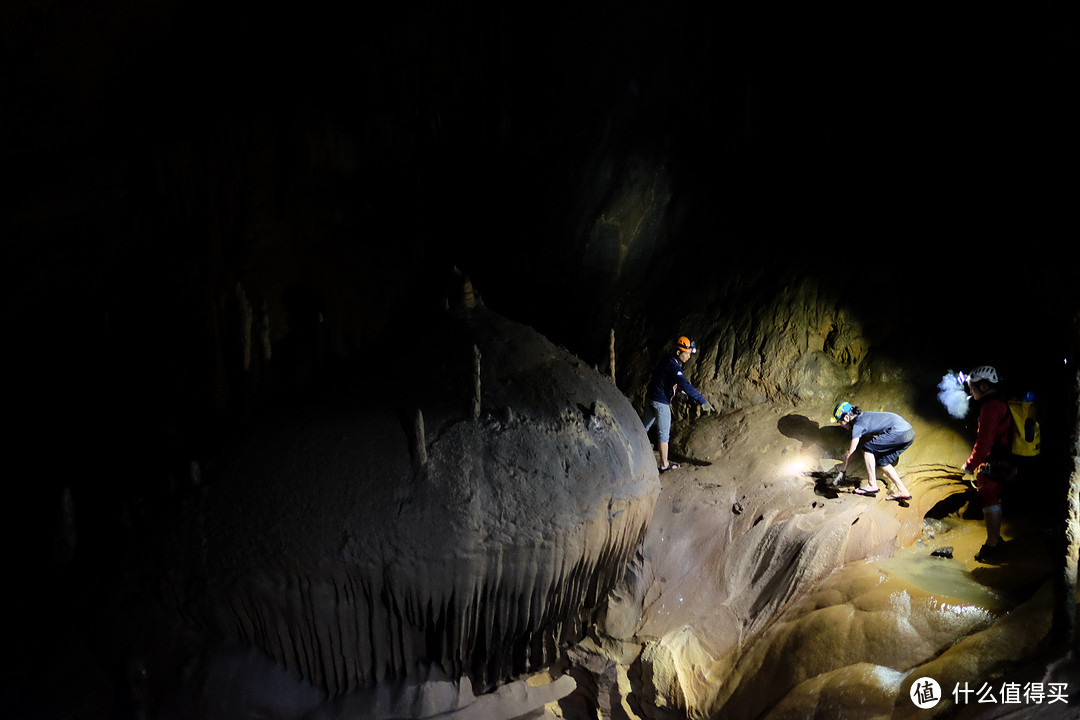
<box><xmin>851</xmin><ymin>411</ymin><xmax>912</xmax><ymax>440</ymax></box>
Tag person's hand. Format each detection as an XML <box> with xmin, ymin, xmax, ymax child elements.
<box><xmin>701</xmin><ymin>401</ymin><xmax>714</xmax><ymax>413</ymax></box>
<box><xmin>825</xmin><ymin>465</ymin><xmax>845</xmax><ymax>487</ymax></box>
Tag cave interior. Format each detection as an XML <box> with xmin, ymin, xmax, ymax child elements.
<box><xmin>4</xmin><ymin>1</ymin><xmax>1079</xmax><ymax>718</ymax></box>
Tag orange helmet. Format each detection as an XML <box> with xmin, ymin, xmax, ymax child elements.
<box><xmin>675</xmin><ymin>336</ymin><xmax>697</xmax><ymax>354</ymax></box>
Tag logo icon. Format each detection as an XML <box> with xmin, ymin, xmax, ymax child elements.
<box><xmin>910</xmin><ymin>677</ymin><xmax>942</xmax><ymax>709</ymax></box>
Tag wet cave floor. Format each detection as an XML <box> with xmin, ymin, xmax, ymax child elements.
<box><xmin>568</xmin><ymin>508</ymin><xmax>1071</xmax><ymax>720</ymax></box>
<box><xmin>547</xmin><ymin>425</ymin><xmax>1076</xmax><ymax>720</ymax></box>
<box><xmin>747</xmin><ymin>512</ymin><xmax>1069</xmax><ymax>720</ymax></box>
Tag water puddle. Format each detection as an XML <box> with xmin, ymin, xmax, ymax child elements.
<box><xmin>875</xmin><ymin>519</ymin><xmax>1009</xmax><ymax>613</ymax></box>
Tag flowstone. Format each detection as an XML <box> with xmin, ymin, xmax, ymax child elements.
<box><xmin>139</xmin><ymin>307</ymin><xmax>659</xmax><ymax>706</ymax></box>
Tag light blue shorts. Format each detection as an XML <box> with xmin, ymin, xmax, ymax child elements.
<box><xmin>644</xmin><ymin>400</ymin><xmax>672</xmax><ymax>442</ymax></box>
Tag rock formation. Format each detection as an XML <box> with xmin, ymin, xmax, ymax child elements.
<box><xmin>135</xmin><ymin>306</ymin><xmax>660</xmax><ymax>713</ymax></box>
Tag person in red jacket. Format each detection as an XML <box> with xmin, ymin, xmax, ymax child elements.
<box><xmin>961</xmin><ymin>365</ymin><xmax>1015</xmax><ymax>562</ymax></box>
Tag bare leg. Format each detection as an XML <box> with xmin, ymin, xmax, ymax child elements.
<box><xmin>658</xmin><ymin>440</ymin><xmax>669</xmax><ymax>469</ymax></box>
<box><xmin>862</xmin><ymin>451</ymin><xmax>880</xmax><ymax>491</ymax></box>
<box><xmin>881</xmin><ymin>465</ymin><xmax>911</xmax><ymax>499</ymax></box>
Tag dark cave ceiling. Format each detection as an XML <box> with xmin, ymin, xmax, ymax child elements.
<box><xmin>5</xmin><ymin>1</ymin><xmax>1078</xmax><ymax>452</ymax></box>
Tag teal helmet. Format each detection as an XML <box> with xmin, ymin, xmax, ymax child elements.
<box><xmin>832</xmin><ymin>401</ymin><xmax>855</xmax><ymax>423</ymax></box>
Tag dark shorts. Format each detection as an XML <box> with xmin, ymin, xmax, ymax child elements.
<box><xmin>863</xmin><ymin>427</ymin><xmax>915</xmax><ymax>468</ymax></box>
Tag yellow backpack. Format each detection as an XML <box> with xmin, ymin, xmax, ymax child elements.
<box><xmin>1007</xmin><ymin>393</ymin><xmax>1041</xmax><ymax>457</ymax></box>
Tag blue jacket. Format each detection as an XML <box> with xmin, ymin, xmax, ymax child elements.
<box><xmin>648</xmin><ymin>355</ymin><xmax>707</xmax><ymax>406</ymax></box>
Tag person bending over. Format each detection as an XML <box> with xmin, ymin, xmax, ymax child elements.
<box><xmin>832</xmin><ymin>401</ymin><xmax>914</xmax><ymax>501</ymax></box>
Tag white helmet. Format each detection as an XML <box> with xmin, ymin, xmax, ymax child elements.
<box><xmin>966</xmin><ymin>365</ymin><xmax>999</xmax><ymax>385</ymax></box>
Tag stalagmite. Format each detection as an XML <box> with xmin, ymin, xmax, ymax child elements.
<box><xmin>610</xmin><ymin>327</ymin><xmax>616</xmax><ymax>381</ymax></box>
<box><xmin>413</xmin><ymin>408</ymin><xmax>428</xmax><ymax>467</ymax></box>
<box><xmin>462</xmin><ymin>276</ymin><xmax>478</xmax><ymax>310</ymax></box>
<box><xmin>472</xmin><ymin>344</ymin><xmax>482</xmax><ymax>420</ymax></box>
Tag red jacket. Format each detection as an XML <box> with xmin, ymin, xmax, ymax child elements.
<box><xmin>965</xmin><ymin>396</ymin><xmax>1012</xmax><ymax>470</ymax></box>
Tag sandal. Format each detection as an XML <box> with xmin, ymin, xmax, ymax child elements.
<box><xmin>659</xmin><ymin>463</ymin><xmax>681</xmax><ymax>473</ymax></box>
<box><xmin>886</xmin><ymin>494</ymin><xmax>912</xmax><ymax>501</ymax></box>
<box><xmin>853</xmin><ymin>487</ymin><xmax>879</xmax><ymax>496</ymax></box>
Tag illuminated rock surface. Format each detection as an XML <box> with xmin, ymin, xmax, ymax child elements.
<box><xmin>589</xmin><ymin>384</ymin><xmax>1074</xmax><ymax>720</ymax></box>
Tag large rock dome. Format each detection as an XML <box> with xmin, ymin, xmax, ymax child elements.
<box><xmin>139</xmin><ymin>304</ymin><xmax>659</xmax><ymax>703</ymax></box>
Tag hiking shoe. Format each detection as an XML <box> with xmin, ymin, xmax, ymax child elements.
<box><xmin>975</xmin><ymin>541</ymin><xmax>1009</xmax><ymax>563</ymax></box>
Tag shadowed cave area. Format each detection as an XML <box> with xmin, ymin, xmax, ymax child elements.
<box><xmin>5</xmin><ymin>2</ymin><xmax>1080</xmax><ymax>719</ymax></box>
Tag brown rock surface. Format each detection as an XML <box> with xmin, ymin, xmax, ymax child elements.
<box><xmin>591</xmin><ymin>377</ymin><xmax>1066</xmax><ymax>719</ymax></box>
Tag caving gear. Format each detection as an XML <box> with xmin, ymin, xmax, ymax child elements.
<box><xmin>675</xmin><ymin>336</ymin><xmax>697</xmax><ymax>354</ymax></box>
<box><xmin>1007</xmin><ymin>393</ymin><xmax>1041</xmax><ymax>457</ymax></box>
<box><xmin>832</xmin><ymin>401</ymin><xmax>855</xmax><ymax>423</ymax></box>
<box><xmin>965</xmin><ymin>365</ymin><xmax>999</xmax><ymax>385</ymax></box>
<box><xmin>975</xmin><ymin>540</ymin><xmax>1009</xmax><ymax>563</ymax></box>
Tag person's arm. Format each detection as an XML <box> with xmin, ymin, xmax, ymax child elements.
<box><xmin>675</xmin><ymin>370</ymin><xmax>707</xmax><ymax>405</ymax></box>
<box><xmin>840</xmin><ymin>435</ymin><xmax>860</xmax><ymax>472</ymax></box>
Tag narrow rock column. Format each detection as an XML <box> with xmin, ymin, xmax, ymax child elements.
<box><xmin>609</xmin><ymin>328</ymin><xmax>616</xmax><ymax>381</ymax></box>
<box><xmin>472</xmin><ymin>345</ymin><xmax>482</xmax><ymax>420</ymax></box>
<box><xmin>1064</xmin><ymin>430</ymin><xmax>1080</xmax><ymax>651</ymax></box>
<box><xmin>413</xmin><ymin>408</ymin><xmax>428</xmax><ymax>468</ymax></box>
<box><xmin>1055</xmin><ymin>315</ymin><xmax>1080</xmax><ymax>651</ymax></box>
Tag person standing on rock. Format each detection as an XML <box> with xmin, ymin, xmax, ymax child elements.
<box><xmin>960</xmin><ymin>365</ymin><xmax>1015</xmax><ymax>563</ymax></box>
<box><xmin>643</xmin><ymin>336</ymin><xmax>713</xmax><ymax>473</ymax></box>
<box><xmin>832</xmin><ymin>402</ymin><xmax>914</xmax><ymax>501</ymax></box>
